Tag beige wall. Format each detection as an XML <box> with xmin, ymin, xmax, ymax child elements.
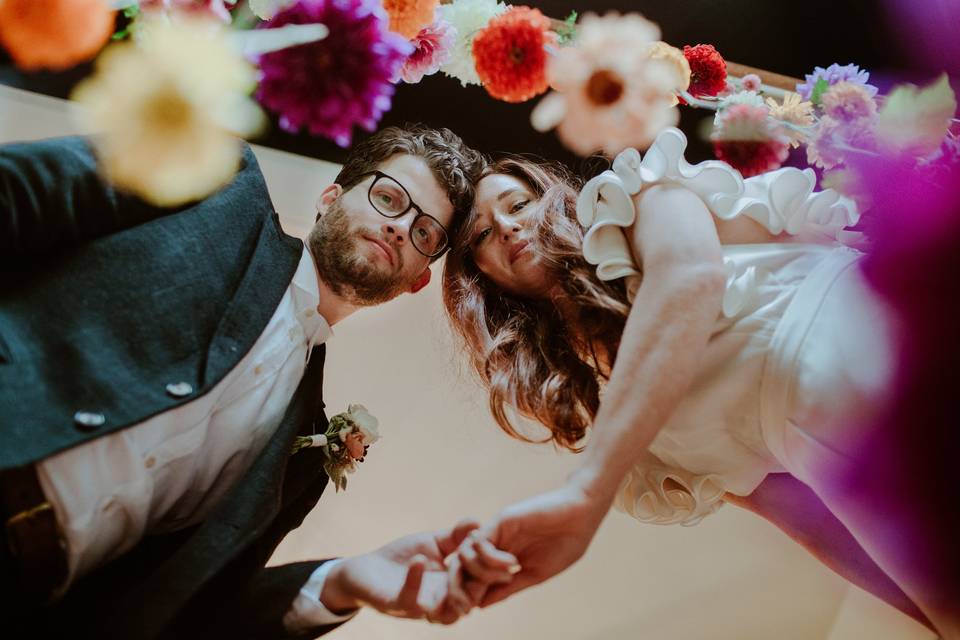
<box><xmin>0</xmin><ymin>85</ymin><xmax>935</xmax><ymax>640</ymax></box>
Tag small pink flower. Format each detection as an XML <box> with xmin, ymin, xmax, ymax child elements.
<box><xmin>398</xmin><ymin>15</ymin><xmax>455</xmax><ymax>84</ymax></box>
<box><xmin>343</xmin><ymin>431</ymin><xmax>367</xmax><ymax>460</ymax></box>
<box><xmin>741</xmin><ymin>73</ymin><xmax>762</xmax><ymax>92</ymax></box>
<box><xmin>140</xmin><ymin>0</ymin><xmax>237</xmax><ymax>23</ymax></box>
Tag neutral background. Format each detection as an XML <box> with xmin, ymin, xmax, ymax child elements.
<box><xmin>0</xmin><ymin>85</ymin><xmax>937</xmax><ymax>639</ymax></box>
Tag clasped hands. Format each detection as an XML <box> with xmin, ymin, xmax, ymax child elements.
<box><xmin>322</xmin><ymin>483</ymin><xmax>606</xmax><ymax>625</ymax></box>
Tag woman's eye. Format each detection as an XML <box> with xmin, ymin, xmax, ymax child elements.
<box><xmin>474</xmin><ymin>228</ymin><xmax>491</xmax><ymax>245</ymax></box>
<box><xmin>509</xmin><ymin>200</ymin><xmax>530</xmax><ymax>214</ymax></box>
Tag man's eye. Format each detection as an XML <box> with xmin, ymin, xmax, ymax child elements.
<box><xmin>376</xmin><ymin>193</ymin><xmax>394</xmax><ymax>206</ymax></box>
<box><xmin>416</xmin><ymin>227</ymin><xmax>430</xmax><ymax>240</ymax></box>
<box><xmin>510</xmin><ymin>200</ymin><xmax>530</xmax><ymax>214</ymax></box>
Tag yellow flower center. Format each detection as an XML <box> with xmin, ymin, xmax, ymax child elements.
<box><xmin>146</xmin><ymin>86</ymin><xmax>193</xmax><ymax>131</ymax></box>
<box><xmin>586</xmin><ymin>69</ymin><xmax>625</xmax><ymax>106</ymax></box>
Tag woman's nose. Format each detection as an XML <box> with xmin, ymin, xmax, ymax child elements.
<box><xmin>495</xmin><ymin>215</ymin><xmax>520</xmax><ymax>241</ymax></box>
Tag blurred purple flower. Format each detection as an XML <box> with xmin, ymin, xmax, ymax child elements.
<box><xmin>254</xmin><ymin>0</ymin><xmax>413</xmax><ymax>147</ymax></box>
<box><xmin>796</xmin><ymin>63</ymin><xmax>878</xmax><ymax>101</ymax></box>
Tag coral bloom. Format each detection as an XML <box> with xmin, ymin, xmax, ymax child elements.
<box><xmin>0</xmin><ymin>0</ymin><xmax>115</xmax><ymax>71</ymax></box>
<box><xmin>255</xmin><ymin>0</ymin><xmax>413</xmax><ymax>146</ymax></box>
<box><xmin>821</xmin><ymin>81</ymin><xmax>878</xmax><ymax>123</ymax></box>
<box><xmin>711</xmin><ymin>103</ymin><xmax>789</xmax><ymax>177</ymax></box>
<box><xmin>398</xmin><ymin>15</ymin><xmax>455</xmax><ymax>84</ymax></box>
<box><xmin>383</xmin><ymin>0</ymin><xmax>438</xmax><ymax>39</ymax></box>
<box><xmin>530</xmin><ymin>12</ymin><xmax>680</xmax><ymax>156</ymax></box>
<box><xmin>472</xmin><ymin>6</ymin><xmax>554</xmax><ymax>103</ymax></box>
<box><xmin>71</xmin><ymin>20</ymin><xmax>263</xmax><ymax>207</ymax></box>
<box><xmin>684</xmin><ymin>43</ymin><xmax>727</xmax><ymax>98</ymax></box>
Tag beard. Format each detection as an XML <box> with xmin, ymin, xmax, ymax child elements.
<box><xmin>307</xmin><ymin>199</ymin><xmax>409</xmax><ymax>306</ymax></box>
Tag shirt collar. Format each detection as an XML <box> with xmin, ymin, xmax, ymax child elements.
<box><xmin>291</xmin><ymin>245</ymin><xmax>332</xmax><ymax>352</ymax></box>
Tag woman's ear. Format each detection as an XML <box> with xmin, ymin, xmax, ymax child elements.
<box><xmin>315</xmin><ymin>184</ymin><xmax>342</xmax><ymax>221</ymax></box>
<box><xmin>408</xmin><ymin>268</ymin><xmax>432</xmax><ymax>294</ymax></box>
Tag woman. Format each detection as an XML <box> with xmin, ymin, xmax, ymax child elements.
<box><xmin>442</xmin><ymin>128</ymin><xmax>955</xmax><ymax>635</ymax></box>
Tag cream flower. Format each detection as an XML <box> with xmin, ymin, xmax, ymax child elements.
<box><xmin>644</xmin><ymin>41</ymin><xmax>690</xmax><ymax>104</ymax></box>
<box><xmin>438</xmin><ymin>0</ymin><xmax>507</xmax><ymax>86</ymax></box>
<box><xmin>531</xmin><ymin>12</ymin><xmax>679</xmax><ymax>156</ymax></box>
<box><xmin>71</xmin><ymin>19</ymin><xmax>263</xmax><ymax>207</ymax></box>
<box><xmin>766</xmin><ymin>91</ymin><xmax>814</xmax><ymax>148</ymax></box>
<box><xmin>347</xmin><ymin>404</ymin><xmax>381</xmax><ymax>445</ymax></box>
<box><xmin>249</xmin><ymin>0</ymin><xmax>294</xmax><ymax>20</ymax></box>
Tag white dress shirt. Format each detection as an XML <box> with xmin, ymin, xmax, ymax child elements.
<box><xmin>36</xmin><ymin>246</ymin><xmax>355</xmax><ymax>628</ymax></box>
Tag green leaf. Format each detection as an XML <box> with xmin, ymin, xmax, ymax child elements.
<box><xmin>877</xmin><ymin>73</ymin><xmax>957</xmax><ymax>155</ymax></box>
<box><xmin>555</xmin><ymin>11</ymin><xmax>578</xmax><ymax>46</ymax></box>
<box><xmin>810</xmin><ymin>78</ymin><xmax>831</xmax><ymax>106</ymax></box>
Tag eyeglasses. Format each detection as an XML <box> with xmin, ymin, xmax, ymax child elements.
<box><xmin>359</xmin><ymin>171</ymin><xmax>450</xmax><ymax>259</ymax></box>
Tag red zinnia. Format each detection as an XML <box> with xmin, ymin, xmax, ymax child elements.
<box><xmin>472</xmin><ymin>6</ymin><xmax>554</xmax><ymax>104</ymax></box>
<box><xmin>683</xmin><ymin>43</ymin><xmax>727</xmax><ymax>98</ymax></box>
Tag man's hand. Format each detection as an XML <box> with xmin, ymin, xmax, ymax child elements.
<box><xmin>467</xmin><ymin>483</ymin><xmax>610</xmax><ymax>607</ymax></box>
<box><xmin>321</xmin><ymin>519</ymin><xmax>493</xmax><ymax>624</ymax></box>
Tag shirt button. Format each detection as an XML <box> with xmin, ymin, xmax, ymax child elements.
<box><xmin>144</xmin><ymin>456</ymin><xmax>156</xmax><ymax>469</ymax></box>
<box><xmin>74</xmin><ymin>411</ymin><xmax>106</xmax><ymax>431</ymax></box>
<box><xmin>165</xmin><ymin>382</ymin><xmax>193</xmax><ymax>398</ymax></box>
<box><xmin>306</xmin><ymin>309</ymin><xmax>315</xmax><ymax>317</ymax></box>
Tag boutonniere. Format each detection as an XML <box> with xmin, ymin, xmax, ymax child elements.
<box><xmin>291</xmin><ymin>404</ymin><xmax>381</xmax><ymax>491</ymax></box>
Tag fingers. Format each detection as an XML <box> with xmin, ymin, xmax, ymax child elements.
<box><xmin>394</xmin><ymin>555</ymin><xmax>427</xmax><ymax>617</ymax></box>
<box><xmin>443</xmin><ymin>553</ymin><xmax>475</xmax><ymax>617</ymax></box>
<box><xmin>458</xmin><ymin>535</ymin><xmax>516</xmax><ymax>585</ymax></box>
<box><xmin>437</xmin><ymin>518</ymin><xmax>483</xmax><ymax>556</ymax></box>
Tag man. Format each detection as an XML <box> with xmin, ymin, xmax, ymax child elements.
<box><xmin>0</xmin><ymin>125</ymin><xmax>505</xmax><ymax>638</ymax></box>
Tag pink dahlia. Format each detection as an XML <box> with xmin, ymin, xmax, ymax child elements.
<box><xmin>397</xmin><ymin>15</ymin><xmax>455</xmax><ymax>84</ymax></box>
<box><xmin>711</xmin><ymin>103</ymin><xmax>789</xmax><ymax>177</ymax></box>
<box><xmin>254</xmin><ymin>0</ymin><xmax>413</xmax><ymax>147</ymax></box>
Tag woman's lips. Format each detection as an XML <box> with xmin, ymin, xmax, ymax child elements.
<box><xmin>509</xmin><ymin>240</ymin><xmax>529</xmax><ymax>264</ymax></box>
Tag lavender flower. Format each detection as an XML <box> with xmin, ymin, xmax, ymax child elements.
<box><xmin>254</xmin><ymin>0</ymin><xmax>413</xmax><ymax>147</ymax></box>
<box><xmin>796</xmin><ymin>63</ymin><xmax>878</xmax><ymax>101</ymax></box>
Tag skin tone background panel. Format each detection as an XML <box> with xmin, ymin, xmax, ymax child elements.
<box><xmin>0</xmin><ymin>85</ymin><xmax>934</xmax><ymax>640</ymax></box>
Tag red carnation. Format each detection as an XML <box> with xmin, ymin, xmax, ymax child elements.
<box><xmin>683</xmin><ymin>43</ymin><xmax>727</xmax><ymax>98</ymax></box>
<box><xmin>472</xmin><ymin>6</ymin><xmax>554</xmax><ymax>104</ymax></box>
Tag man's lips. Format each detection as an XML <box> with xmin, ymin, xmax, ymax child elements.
<box><xmin>366</xmin><ymin>237</ymin><xmax>395</xmax><ymax>267</ymax></box>
<box><xmin>509</xmin><ymin>240</ymin><xmax>529</xmax><ymax>265</ymax></box>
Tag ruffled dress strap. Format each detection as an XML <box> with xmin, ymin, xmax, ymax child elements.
<box><xmin>575</xmin><ymin>127</ymin><xmax>861</xmax><ymax>317</ymax></box>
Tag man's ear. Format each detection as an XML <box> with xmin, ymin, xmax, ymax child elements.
<box><xmin>408</xmin><ymin>268</ymin><xmax>432</xmax><ymax>294</ymax></box>
<box><xmin>315</xmin><ymin>184</ymin><xmax>342</xmax><ymax>221</ymax></box>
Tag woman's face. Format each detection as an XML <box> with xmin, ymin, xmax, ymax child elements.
<box><xmin>468</xmin><ymin>173</ymin><xmax>553</xmax><ymax>297</ymax></box>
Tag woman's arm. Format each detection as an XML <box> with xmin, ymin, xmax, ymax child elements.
<box><xmin>725</xmin><ymin>474</ymin><xmax>932</xmax><ymax>629</ymax></box>
<box><xmin>570</xmin><ymin>182</ymin><xmax>727</xmax><ymax>503</ymax></box>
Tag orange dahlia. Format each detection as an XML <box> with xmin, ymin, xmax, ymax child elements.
<box><xmin>0</xmin><ymin>0</ymin><xmax>115</xmax><ymax>71</ymax></box>
<box><xmin>472</xmin><ymin>5</ymin><xmax>554</xmax><ymax>103</ymax></box>
<box><xmin>383</xmin><ymin>0</ymin><xmax>438</xmax><ymax>39</ymax></box>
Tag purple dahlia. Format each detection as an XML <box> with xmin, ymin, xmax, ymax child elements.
<box><xmin>255</xmin><ymin>0</ymin><xmax>414</xmax><ymax>147</ymax></box>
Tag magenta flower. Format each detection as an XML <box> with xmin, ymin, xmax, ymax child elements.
<box><xmin>397</xmin><ymin>15</ymin><xmax>455</xmax><ymax>84</ymax></box>
<box><xmin>254</xmin><ymin>0</ymin><xmax>414</xmax><ymax>147</ymax></box>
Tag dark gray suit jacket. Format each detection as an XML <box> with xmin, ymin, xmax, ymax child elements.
<box><xmin>0</xmin><ymin>137</ymin><xmax>341</xmax><ymax>639</ymax></box>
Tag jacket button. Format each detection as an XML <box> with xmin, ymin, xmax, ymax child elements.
<box><xmin>74</xmin><ymin>411</ymin><xmax>106</xmax><ymax>430</ymax></box>
<box><xmin>165</xmin><ymin>382</ymin><xmax>194</xmax><ymax>398</ymax></box>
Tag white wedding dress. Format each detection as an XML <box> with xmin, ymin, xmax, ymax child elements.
<box><xmin>576</xmin><ymin>127</ymin><xmax>894</xmax><ymax>527</ymax></box>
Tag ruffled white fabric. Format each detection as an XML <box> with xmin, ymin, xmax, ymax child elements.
<box><xmin>577</xmin><ymin>127</ymin><xmax>862</xmax><ymax>526</ymax></box>
<box><xmin>575</xmin><ymin>127</ymin><xmax>860</xmax><ymax>317</ymax></box>
<box><xmin>614</xmin><ymin>451</ymin><xmax>727</xmax><ymax>526</ymax></box>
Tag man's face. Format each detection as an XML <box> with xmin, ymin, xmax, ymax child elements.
<box><xmin>308</xmin><ymin>153</ymin><xmax>455</xmax><ymax>306</ymax></box>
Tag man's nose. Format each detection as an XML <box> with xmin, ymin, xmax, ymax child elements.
<box><xmin>381</xmin><ymin>214</ymin><xmax>414</xmax><ymax>244</ymax></box>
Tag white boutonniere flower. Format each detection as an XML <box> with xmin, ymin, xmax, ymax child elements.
<box><xmin>291</xmin><ymin>404</ymin><xmax>380</xmax><ymax>492</ymax></box>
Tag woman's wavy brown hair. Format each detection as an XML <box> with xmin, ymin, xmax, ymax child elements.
<box><xmin>442</xmin><ymin>157</ymin><xmax>632</xmax><ymax>452</ymax></box>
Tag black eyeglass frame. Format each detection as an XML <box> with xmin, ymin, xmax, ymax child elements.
<box><xmin>357</xmin><ymin>170</ymin><xmax>451</xmax><ymax>259</ymax></box>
